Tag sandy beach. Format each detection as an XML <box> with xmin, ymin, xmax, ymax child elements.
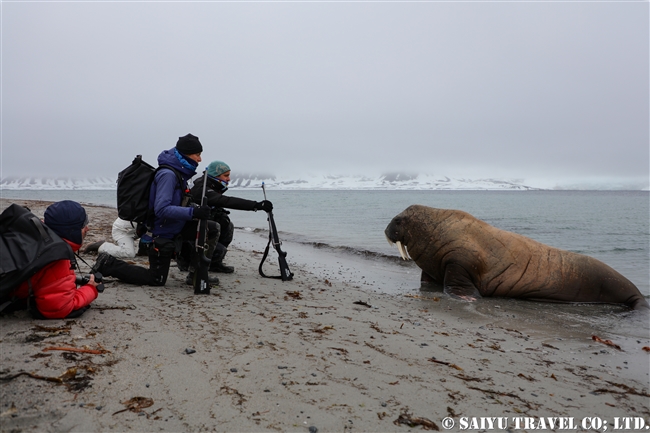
<box><xmin>1</xmin><ymin>199</ymin><xmax>649</xmax><ymax>432</ymax></box>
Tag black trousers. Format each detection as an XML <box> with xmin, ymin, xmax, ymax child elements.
<box><xmin>209</xmin><ymin>213</ymin><xmax>234</xmax><ymax>267</ymax></box>
<box><xmin>101</xmin><ymin>220</ymin><xmax>219</xmax><ymax>286</ymax></box>
<box><xmin>179</xmin><ymin>213</ymin><xmax>234</xmax><ymax>267</ymax></box>
<box><xmin>213</xmin><ymin>212</ymin><xmax>234</xmax><ymax>248</ymax></box>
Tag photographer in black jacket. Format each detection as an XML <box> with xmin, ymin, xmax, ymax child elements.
<box><xmin>190</xmin><ymin>160</ymin><xmax>272</xmax><ymax>273</ymax></box>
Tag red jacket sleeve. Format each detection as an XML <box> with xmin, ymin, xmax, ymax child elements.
<box><xmin>16</xmin><ymin>259</ymin><xmax>98</xmax><ymax>319</ymax></box>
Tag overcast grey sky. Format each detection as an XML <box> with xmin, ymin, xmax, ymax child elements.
<box><xmin>2</xmin><ymin>1</ymin><xmax>648</xmax><ymax>187</ymax></box>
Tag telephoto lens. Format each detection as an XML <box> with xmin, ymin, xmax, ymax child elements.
<box><xmin>75</xmin><ymin>273</ymin><xmax>104</xmax><ymax>293</ymax></box>
<box><xmin>94</xmin><ymin>272</ymin><xmax>104</xmax><ymax>293</ymax></box>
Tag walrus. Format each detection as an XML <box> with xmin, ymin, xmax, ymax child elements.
<box><xmin>385</xmin><ymin>205</ymin><xmax>649</xmax><ymax>311</ymax></box>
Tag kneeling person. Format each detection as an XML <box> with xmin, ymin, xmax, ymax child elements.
<box><xmin>94</xmin><ymin>134</ymin><xmax>219</xmax><ymax>293</ymax></box>
<box><xmin>190</xmin><ymin>160</ymin><xmax>272</xmax><ymax>273</ymax></box>
<box><xmin>84</xmin><ymin>217</ymin><xmax>139</xmax><ymax>258</ymax></box>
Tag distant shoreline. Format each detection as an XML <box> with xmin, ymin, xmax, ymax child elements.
<box><xmin>5</xmin><ymin>187</ymin><xmax>650</xmax><ymax>191</ymax></box>
<box><xmin>3</xmin><ymin>172</ymin><xmax>650</xmax><ymax>191</ymax></box>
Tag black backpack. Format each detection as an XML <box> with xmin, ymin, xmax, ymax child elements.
<box><xmin>116</xmin><ymin>155</ymin><xmax>184</xmax><ymax>224</ymax></box>
<box><xmin>0</xmin><ymin>204</ymin><xmax>75</xmax><ymax>300</ymax></box>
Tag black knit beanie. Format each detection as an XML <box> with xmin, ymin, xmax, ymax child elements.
<box><xmin>175</xmin><ymin>134</ymin><xmax>203</xmax><ymax>155</ymax></box>
<box><xmin>44</xmin><ymin>200</ymin><xmax>88</xmax><ymax>245</ymax></box>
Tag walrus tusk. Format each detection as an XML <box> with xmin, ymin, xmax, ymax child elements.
<box><xmin>396</xmin><ymin>241</ymin><xmax>411</xmax><ymax>261</ymax></box>
<box><xmin>385</xmin><ymin>235</ymin><xmax>411</xmax><ymax>260</ymax></box>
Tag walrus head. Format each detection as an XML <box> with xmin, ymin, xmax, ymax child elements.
<box><xmin>385</xmin><ymin>221</ymin><xmax>411</xmax><ymax>261</ymax></box>
<box><xmin>384</xmin><ymin>205</ymin><xmax>427</xmax><ymax>261</ymax></box>
<box><xmin>385</xmin><ymin>205</ymin><xmax>449</xmax><ymax>262</ymax></box>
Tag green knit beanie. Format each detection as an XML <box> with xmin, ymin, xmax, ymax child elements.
<box><xmin>206</xmin><ymin>160</ymin><xmax>231</xmax><ymax>177</ymax></box>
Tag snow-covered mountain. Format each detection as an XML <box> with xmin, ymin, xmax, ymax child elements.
<box><xmin>229</xmin><ymin>173</ymin><xmax>539</xmax><ymax>190</ymax></box>
<box><xmin>0</xmin><ymin>176</ymin><xmax>117</xmax><ymax>190</ymax></box>
<box><xmin>0</xmin><ymin>173</ymin><xmax>540</xmax><ymax>190</ymax></box>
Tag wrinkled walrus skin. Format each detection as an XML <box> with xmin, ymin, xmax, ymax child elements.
<box><xmin>385</xmin><ymin>205</ymin><xmax>649</xmax><ymax>311</ymax></box>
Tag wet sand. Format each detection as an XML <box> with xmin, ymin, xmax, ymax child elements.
<box><xmin>1</xmin><ymin>199</ymin><xmax>649</xmax><ymax>432</ymax></box>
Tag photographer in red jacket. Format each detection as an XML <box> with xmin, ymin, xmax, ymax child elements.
<box><xmin>11</xmin><ymin>201</ymin><xmax>100</xmax><ymax>319</ymax></box>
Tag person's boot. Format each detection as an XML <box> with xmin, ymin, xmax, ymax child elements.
<box><xmin>92</xmin><ymin>252</ymin><xmax>115</xmax><ymax>275</ymax></box>
<box><xmin>185</xmin><ymin>272</ymin><xmax>219</xmax><ymax>286</ymax></box>
<box><xmin>175</xmin><ymin>242</ymin><xmax>193</xmax><ymax>271</ymax></box>
<box><xmin>209</xmin><ymin>244</ymin><xmax>234</xmax><ymax>273</ymax></box>
<box><xmin>83</xmin><ymin>240</ymin><xmax>105</xmax><ymax>254</ymax></box>
<box><xmin>136</xmin><ymin>239</ymin><xmax>151</xmax><ymax>257</ymax></box>
<box><xmin>176</xmin><ymin>252</ymin><xmax>190</xmax><ymax>272</ymax></box>
<box><xmin>210</xmin><ymin>261</ymin><xmax>234</xmax><ymax>273</ymax></box>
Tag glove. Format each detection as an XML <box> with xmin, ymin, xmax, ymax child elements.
<box><xmin>256</xmin><ymin>200</ymin><xmax>273</xmax><ymax>212</ymax></box>
<box><xmin>193</xmin><ymin>204</ymin><xmax>211</xmax><ymax>220</ymax></box>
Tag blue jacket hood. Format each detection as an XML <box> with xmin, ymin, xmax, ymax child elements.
<box><xmin>157</xmin><ymin>148</ymin><xmax>197</xmax><ymax>180</ymax></box>
<box><xmin>148</xmin><ymin>148</ymin><xmax>197</xmax><ymax>239</ymax></box>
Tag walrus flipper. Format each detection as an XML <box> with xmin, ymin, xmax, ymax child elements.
<box><xmin>420</xmin><ymin>270</ymin><xmax>435</xmax><ymax>284</ymax></box>
<box><xmin>631</xmin><ymin>296</ymin><xmax>650</xmax><ymax>311</ymax></box>
<box><xmin>443</xmin><ymin>264</ymin><xmax>481</xmax><ymax>301</ymax></box>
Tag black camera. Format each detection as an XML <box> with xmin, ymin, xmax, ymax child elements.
<box><xmin>75</xmin><ymin>272</ymin><xmax>105</xmax><ymax>293</ymax></box>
